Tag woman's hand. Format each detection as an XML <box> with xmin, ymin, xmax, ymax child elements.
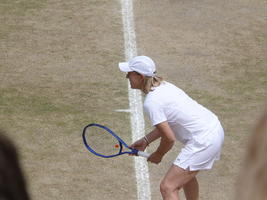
<box><xmin>147</xmin><ymin>151</ymin><xmax>164</xmax><ymax>164</ymax></box>
<box><xmin>129</xmin><ymin>138</ymin><xmax>148</xmax><ymax>153</ymax></box>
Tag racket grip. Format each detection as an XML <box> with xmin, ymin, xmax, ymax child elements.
<box><xmin>137</xmin><ymin>151</ymin><xmax>150</xmax><ymax>158</ymax></box>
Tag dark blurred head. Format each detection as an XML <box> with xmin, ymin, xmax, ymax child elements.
<box><xmin>0</xmin><ymin>130</ymin><xmax>30</xmax><ymax>200</ymax></box>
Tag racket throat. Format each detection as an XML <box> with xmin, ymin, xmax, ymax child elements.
<box><xmin>119</xmin><ymin>142</ymin><xmax>123</xmax><ymax>154</ymax></box>
<box><xmin>130</xmin><ymin>148</ymin><xmax>138</xmax><ymax>156</ymax></box>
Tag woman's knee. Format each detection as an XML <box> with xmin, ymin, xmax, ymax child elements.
<box><xmin>160</xmin><ymin>180</ymin><xmax>181</xmax><ymax>196</ymax></box>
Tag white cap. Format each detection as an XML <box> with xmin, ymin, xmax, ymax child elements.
<box><xmin>118</xmin><ymin>56</ymin><xmax>156</xmax><ymax>77</ymax></box>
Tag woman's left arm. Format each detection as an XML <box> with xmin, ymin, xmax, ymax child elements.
<box><xmin>148</xmin><ymin>121</ymin><xmax>176</xmax><ymax>164</ymax></box>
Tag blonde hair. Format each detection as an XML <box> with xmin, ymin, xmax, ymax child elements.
<box><xmin>236</xmin><ymin>103</ymin><xmax>267</xmax><ymax>200</ymax></box>
<box><xmin>141</xmin><ymin>75</ymin><xmax>164</xmax><ymax>94</ymax></box>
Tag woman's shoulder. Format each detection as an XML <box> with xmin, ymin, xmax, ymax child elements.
<box><xmin>144</xmin><ymin>82</ymin><xmax>172</xmax><ymax>103</ymax></box>
<box><xmin>154</xmin><ymin>81</ymin><xmax>182</xmax><ymax>93</ymax></box>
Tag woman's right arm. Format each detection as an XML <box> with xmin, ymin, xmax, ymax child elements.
<box><xmin>129</xmin><ymin>128</ymin><xmax>161</xmax><ymax>152</ymax></box>
<box><xmin>143</xmin><ymin>128</ymin><xmax>161</xmax><ymax>145</ymax></box>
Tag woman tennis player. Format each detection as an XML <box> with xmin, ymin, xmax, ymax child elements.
<box><xmin>118</xmin><ymin>56</ymin><xmax>224</xmax><ymax>200</ymax></box>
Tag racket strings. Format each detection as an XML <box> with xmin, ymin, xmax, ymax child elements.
<box><xmin>84</xmin><ymin>126</ymin><xmax>122</xmax><ymax>156</ymax></box>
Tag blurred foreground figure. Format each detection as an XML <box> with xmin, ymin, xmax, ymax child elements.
<box><xmin>0</xmin><ymin>130</ymin><xmax>30</xmax><ymax>200</ymax></box>
<box><xmin>236</xmin><ymin>102</ymin><xmax>267</xmax><ymax>200</ymax></box>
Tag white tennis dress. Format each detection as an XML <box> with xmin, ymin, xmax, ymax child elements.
<box><xmin>144</xmin><ymin>81</ymin><xmax>224</xmax><ymax>171</ymax></box>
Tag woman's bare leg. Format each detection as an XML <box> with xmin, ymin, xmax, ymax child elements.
<box><xmin>160</xmin><ymin>164</ymin><xmax>198</xmax><ymax>200</ymax></box>
<box><xmin>183</xmin><ymin>176</ymin><xmax>199</xmax><ymax>200</ymax></box>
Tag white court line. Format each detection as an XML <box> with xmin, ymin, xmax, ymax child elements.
<box><xmin>121</xmin><ymin>1</ymin><xmax>151</xmax><ymax>200</ymax></box>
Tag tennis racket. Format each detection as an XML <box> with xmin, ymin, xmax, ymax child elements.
<box><xmin>82</xmin><ymin>123</ymin><xmax>150</xmax><ymax>158</ymax></box>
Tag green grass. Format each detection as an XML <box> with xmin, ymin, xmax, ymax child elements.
<box><xmin>0</xmin><ymin>0</ymin><xmax>47</xmax><ymax>39</ymax></box>
<box><xmin>0</xmin><ymin>0</ymin><xmax>47</xmax><ymax>15</ymax></box>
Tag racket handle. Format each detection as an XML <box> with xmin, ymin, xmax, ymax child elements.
<box><xmin>137</xmin><ymin>151</ymin><xmax>150</xmax><ymax>158</ymax></box>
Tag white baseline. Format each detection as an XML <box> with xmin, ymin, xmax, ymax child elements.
<box><xmin>120</xmin><ymin>0</ymin><xmax>151</xmax><ymax>200</ymax></box>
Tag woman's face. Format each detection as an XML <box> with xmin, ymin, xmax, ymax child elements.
<box><xmin>126</xmin><ymin>71</ymin><xmax>144</xmax><ymax>89</ymax></box>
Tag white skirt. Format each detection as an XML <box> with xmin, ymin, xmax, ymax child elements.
<box><xmin>173</xmin><ymin>123</ymin><xmax>224</xmax><ymax>171</ymax></box>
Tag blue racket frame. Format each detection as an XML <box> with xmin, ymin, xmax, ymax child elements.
<box><xmin>82</xmin><ymin>123</ymin><xmax>138</xmax><ymax>158</ymax></box>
